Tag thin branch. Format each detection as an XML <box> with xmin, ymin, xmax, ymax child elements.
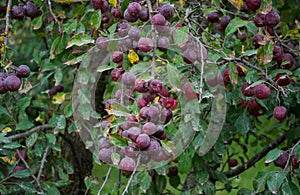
<box><xmin>97</xmin><ymin>165</ymin><xmax>113</xmax><ymax>195</ymax></box>
<box><xmin>47</xmin><ymin>0</ymin><xmax>62</xmax><ymax>34</ymax></box>
<box><xmin>4</xmin><ymin>0</ymin><xmax>12</xmax><ymax>47</ymax></box>
<box><xmin>7</xmin><ymin>125</ymin><xmax>53</xmax><ymax>141</ymax></box>
<box><xmin>16</xmin><ymin>149</ymin><xmax>42</xmax><ymax>191</ymax></box>
<box><xmin>122</xmin><ymin>156</ymin><xmax>141</xmax><ymax>195</ymax></box>
<box><xmin>37</xmin><ymin>146</ymin><xmax>50</xmax><ymax>181</ymax></box>
<box><xmin>224</xmin><ymin>132</ymin><xmax>286</xmax><ymax>178</ymax></box>
<box><xmin>284</xmin><ymin>139</ymin><xmax>300</xmax><ymax>172</ymax></box>
<box><xmin>146</xmin><ymin>0</ymin><xmax>156</xmax><ymax>78</ymax></box>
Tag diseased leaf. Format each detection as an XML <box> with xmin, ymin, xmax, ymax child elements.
<box><xmin>265</xmin><ymin>148</ymin><xmax>282</xmax><ymax>163</ymax></box>
<box><xmin>66</xmin><ymin>34</ymin><xmax>94</xmax><ymax>49</ymax></box>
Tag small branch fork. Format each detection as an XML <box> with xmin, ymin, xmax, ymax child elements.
<box><xmin>47</xmin><ymin>0</ymin><xmax>62</xmax><ymax>34</ymax></box>
<box><xmin>4</xmin><ymin>0</ymin><xmax>12</xmax><ymax>47</ymax></box>
<box><xmin>7</xmin><ymin>125</ymin><xmax>53</xmax><ymax>141</ymax></box>
<box><xmin>283</xmin><ymin>139</ymin><xmax>300</xmax><ymax>172</ymax></box>
<box><xmin>97</xmin><ymin>165</ymin><xmax>113</xmax><ymax>195</ymax></box>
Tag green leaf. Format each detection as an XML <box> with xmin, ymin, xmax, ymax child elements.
<box><xmin>155</xmin><ymin>175</ymin><xmax>167</xmax><ymax>193</ymax></box>
<box><xmin>267</xmin><ymin>171</ymin><xmax>285</xmax><ymax>194</ymax></box>
<box><xmin>178</xmin><ymin>152</ymin><xmax>192</xmax><ymax>174</ymax></box>
<box><xmin>281</xmin><ymin>182</ymin><xmax>300</xmax><ymax>195</ymax></box>
<box><xmin>16</xmin><ymin>120</ymin><xmax>34</xmax><ymax>131</ymax></box>
<box><xmin>241</xmin><ymin>49</ymin><xmax>257</xmax><ymax>57</ymax></box>
<box><xmin>26</xmin><ymin>132</ymin><xmax>38</xmax><ymax>147</ymax></box>
<box><xmin>64</xmin><ymin>104</ymin><xmax>74</xmax><ymax>118</ymax></box>
<box><xmin>78</xmin><ymin>88</ymin><xmax>91</xmax><ymax>104</ymax></box>
<box><xmin>49</xmin><ymin>115</ymin><xmax>66</xmax><ymax>130</ymax></box>
<box><xmin>0</xmin><ymin>106</ymin><xmax>10</xmax><ymax>124</ymax></box>
<box><xmin>173</xmin><ymin>26</ymin><xmax>189</xmax><ymax>45</ymax></box>
<box><xmin>137</xmin><ymin>171</ymin><xmax>151</xmax><ymax>192</ymax></box>
<box><xmin>66</xmin><ymin>34</ymin><xmax>94</xmax><ymax>49</ymax></box>
<box><xmin>31</xmin><ymin>15</ymin><xmax>43</xmax><ymax>30</ymax></box>
<box><xmin>16</xmin><ymin>182</ymin><xmax>37</xmax><ymax>193</ymax></box>
<box><xmin>64</xmin><ymin>53</ymin><xmax>87</xmax><ymax>66</ymax></box>
<box><xmin>97</xmin><ymin>65</ymin><xmax>115</xmax><ymax>72</ymax></box>
<box><xmin>54</xmin><ymin>68</ymin><xmax>63</xmax><ymax>84</ymax></box>
<box><xmin>17</xmin><ymin>97</ymin><xmax>31</xmax><ymax>114</ymax></box>
<box><xmin>295</xmin><ymin>145</ymin><xmax>300</xmax><ymax>160</ymax></box>
<box><xmin>121</xmin><ymin>0</ymin><xmax>130</xmax><ymax>15</ymax></box>
<box><xmin>225</xmin><ymin>17</ymin><xmax>248</xmax><ymax>36</ymax></box>
<box><xmin>90</xmin><ymin>11</ymin><xmax>101</xmax><ymax>30</ymax></box>
<box><xmin>3</xmin><ymin>142</ymin><xmax>21</xmax><ymax>149</ymax></box>
<box><xmin>78</xmin><ymin>103</ymin><xmax>93</xmax><ymax>120</ymax></box>
<box><xmin>11</xmin><ymin>169</ymin><xmax>31</xmax><ymax>178</ymax></box>
<box><xmin>257</xmin><ymin>40</ymin><xmax>274</xmax><ymax>65</ymax></box>
<box><xmin>110</xmin><ymin>134</ymin><xmax>128</xmax><ymax>147</ymax></box>
<box><xmin>234</xmin><ymin>110</ymin><xmax>251</xmax><ymax>135</ymax></box>
<box><xmin>50</xmin><ymin>35</ymin><xmax>69</xmax><ymax>59</ymax></box>
<box><xmin>46</xmin><ymin>186</ymin><xmax>61</xmax><ymax>195</ymax></box>
<box><xmin>265</xmin><ymin>148</ymin><xmax>282</xmax><ymax>163</ymax></box>
<box><xmin>167</xmin><ymin>64</ymin><xmax>181</xmax><ymax>88</ymax></box>
<box><xmin>169</xmin><ymin>175</ymin><xmax>181</xmax><ymax>188</ymax></box>
<box><xmin>46</xmin><ymin>133</ymin><xmax>56</xmax><ymax>144</ymax></box>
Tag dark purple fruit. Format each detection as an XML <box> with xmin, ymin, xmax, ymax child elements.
<box><xmin>160</xmin><ymin>108</ymin><xmax>173</xmax><ymax>124</ymax></box>
<box><xmin>134</xmin><ymin>79</ymin><xmax>148</xmax><ymax>93</ymax></box>
<box><xmin>183</xmin><ymin>48</ymin><xmax>198</xmax><ymax>64</ymax></box>
<box><xmin>121</xmin><ymin>72</ymin><xmax>136</xmax><ymax>86</ymax></box>
<box><xmin>91</xmin><ymin>0</ymin><xmax>109</xmax><ymax>13</ymax></box>
<box><xmin>252</xmin><ymin>35</ymin><xmax>264</xmax><ymax>48</ymax></box>
<box><xmin>138</xmin><ymin>38</ymin><xmax>153</xmax><ymax>52</ymax></box>
<box><xmin>157</xmin><ymin>36</ymin><xmax>170</xmax><ymax>51</ymax></box>
<box><xmin>184</xmin><ymin>82</ymin><xmax>198</xmax><ymax>99</ymax></box>
<box><xmin>11</xmin><ymin>6</ymin><xmax>25</xmax><ymax>20</ymax></box>
<box><xmin>111</xmin><ymin>5</ymin><xmax>121</xmax><ymax>18</ymax></box>
<box><xmin>98</xmin><ymin>148</ymin><xmax>113</xmax><ymax>164</ymax></box>
<box><xmin>96</xmin><ymin>37</ymin><xmax>109</xmax><ymax>50</ymax></box>
<box><xmin>123</xmin><ymin>145</ymin><xmax>138</xmax><ymax>158</ymax></box>
<box><xmin>292</xmin><ymin>154</ymin><xmax>299</xmax><ymax>169</ymax></box>
<box><xmin>16</xmin><ymin>65</ymin><xmax>30</xmax><ymax>78</ymax></box>
<box><xmin>254</xmin><ymin>13</ymin><xmax>265</xmax><ymax>27</ymax></box>
<box><xmin>117</xmin><ymin>22</ymin><xmax>131</xmax><ymax>37</ymax></box>
<box><xmin>273</xmin><ymin>152</ymin><xmax>288</xmax><ymax>168</ymax></box>
<box><xmin>281</xmin><ymin>53</ymin><xmax>294</xmax><ymax>69</ymax></box>
<box><xmin>136</xmin><ymin>133</ymin><xmax>151</xmax><ymax>149</ymax></box>
<box><xmin>237</xmin><ymin>32</ymin><xmax>247</xmax><ymax>42</ymax></box>
<box><xmin>4</xmin><ymin>75</ymin><xmax>21</xmax><ymax>91</ymax></box>
<box><xmin>245</xmin><ymin>0</ymin><xmax>262</xmax><ymax>11</ymax></box>
<box><xmin>149</xmin><ymin>79</ymin><xmax>162</xmax><ymax>94</ymax></box>
<box><xmin>220</xmin><ymin>15</ymin><xmax>231</xmax><ymax>28</ymax></box>
<box><xmin>104</xmin><ymin>98</ymin><xmax>118</xmax><ymax>110</ymax></box>
<box><xmin>159</xmin><ymin>4</ymin><xmax>174</xmax><ymax>20</ymax></box>
<box><xmin>112</xmin><ymin>51</ymin><xmax>123</xmax><ymax>63</ymax></box>
<box><xmin>139</xmin><ymin>8</ymin><xmax>149</xmax><ymax>22</ymax></box>
<box><xmin>55</xmin><ymin>84</ymin><xmax>64</xmax><ymax>92</ymax></box>
<box><xmin>254</xmin><ymin>83</ymin><xmax>270</xmax><ymax>99</ymax></box>
<box><xmin>98</xmin><ymin>137</ymin><xmax>113</xmax><ymax>150</ymax></box>
<box><xmin>124</xmin><ymin>9</ymin><xmax>139</xmax><ymax>22</ymax></box>
<box><xmin>229</xmin><ymin>159</ymin><xmax>238</xmax><ymax>167</ymax></box>
<box><xmin>152</xmin><ymin>14</ymin><xmax>166</xmax><ymax>26</ymax></box>
<box><xmin>137</xmin><ymin>97</ymin><xmax>148</xmax><ymax>108</ymax></box>
<box><xmin>159</xmin><ymin>86</ymin><xmax>170</xmax><ymax>97</ymax></box>
<box><xmin>153</xmin><ymin>126</ymin><xmax>164</xmax><ymax>138</ymax></box>
<box><xmin>273</xmin><ymin>106</ymin><xmax>287</xmax><ymax>121</ymax></box>
<box><xmin>0</xmin><ymin>79</ymin><xmax>7</xmax><ymax>94</ymax></box>
<box><xmin>110</xmin><ymin>68</ymin><xmax>122</xmax><ymax>82</ymax></box>
<box><xmin>241</xmin><ymin>82</ymin><xmax>254</xmax><ymax>97</ymax></box>
<box><xmin>273</xmin><ymin>45</ymin><xmax>283</xmax><ymax>62</ymax></box>
<box><xmin>264</xmin><ymin>11</ymin><xmax>280</xmax><ymax>28</ymax></box>
<box><xmin>146</xmin><ymin>140</ymin><xmax>161</xmax><ymax>152</ymax></box>
<box><xmin>207</xmin><ymin>11</ymin><xmax>219</xmax><ymax>23</ymax></box>
<box><xmin>216</xmin><ymin>23</ymin><xmax>226</xmax><ymax>32</ymax></box>
<box><xmin>147</xmin><ymin>105</ymin><xmax>160</xmax><ymax>123</ymax></box>
<box><xmin>142</xmin><ymin>122</ymin><xmax>157</xmax><ymax>135</ymax></box>
<box><xmin>24</xmin><ymin>2</ymin><xmax>39</xmax><ymax>19</ymax></box>
<box><xmin>247</xmin><ymin>98</ymin><xmax>263</xmax><ymax>116</ymax></box>
<box><xmin>139</xmin><ymin>106</ymin><xmax>149</xmax><ymax>120</ymax></box>
<box><xmin>222</xmin><ymin>68</ymin><xmax>231</xmax><ymax>86</ymax></box>
<box><xmin>127</xmin><ymin>127</ymin><xmax>142</xmax><ymax>142</ymax></box>
<box><xmin>168</xmin><ymin>166</ymin><xmax>178</xmax><ymax>176</ymax></box>
<box><xmin>275</xmin><ymin>73</ymin><xmax>290</xmax><ymax>86</ymax></box>
<box><xmin>15</xmin><ymin>150</ymin><xmax>27</xmax><ymax>161</ymax></box>
<box><xmin>119</xmin><ymin>157</ymin><xmax>136</xmax><ymax>174</ymax></box>
<box><xmin>101</xmin><ymin>13</ymin><xmax>110</xmax><ymax>24</ymax></box>
<box><xmin>128</xmin><ymin>27</ymin><xmax>141</xmax><ymax>41</ymax></box>
<box><xmin>127</xmin><ymin>2</ymin><xmax>141</xmax><ymax>17</ymax></box>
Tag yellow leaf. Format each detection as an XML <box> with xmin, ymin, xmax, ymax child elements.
<box><xmin>238</xmin><ymin>64</ymin><xmax>248</xmax><ymax>75</ymax></box>
<box><xmin>179</xmin><ymin>0</ymin><xmax>185</xmax><ymax>7</ymax></box>
<box><xmin>128</xmin><ymin>49</ymin><xmax>139</xmax><ymax>64</ymax></box>
<box><xmin>0</xmin><ymin>156</ymin><xmax>16</xmax><ymax>165</ymax></box>
<box><xmin>35</xmin><ymin>114</ymin><xmax>45</xmax><ymax>125</ymax></box>
<box><xmin>2</xmin><ymin>127</ymin><xmax>12</xmax><ymax>133</ymax></box>
<box><xmin>108</xmin><ymin>0</ymin><xmax>117</xmax><ymax>8</ymax></box>
<box><xmin>228</xmin><ymin>0</ymin><xmax>244</xmax><ymax>10</ymax></box>
<box><xmin>52</xmin><ymin>93</ymin><xmax>66</xmax><ymax>104</ymax></box>
<box><xmin>156</xmin><ymin>58</ymin><xmax>166</xmax><ymax>64</ymax></box>
<box><xmin>153</xmin><ymin>96</ymin><xmax>160</xmax><ymax>103</ymax></box>
<box><xmin>102</xmin><ymin>115</ymin><xmax>115</xmax><ymax>122</ymax></box>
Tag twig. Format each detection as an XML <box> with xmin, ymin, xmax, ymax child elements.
<box><xmin>283</xmin><ymin>139</ymin><xmax>300</xmax><ymax>172</ymax></box>
<box><xmin>7</xmin><ymin>125</ymin><xmax>53</xmax><ymax>141</ymax></box>
<box><xmin>16</xmin><ymin>149</ymin><xmax>42</xmax><ymax>191</ymax></box>
<box><xmin>97</xmin><ymin>165</ymin><xmax>113</xmax><ymax>195</ymax></box>
<box><xmin>224</xmin><ymin>132</ymin><xmax>286</xmax><ymax>178</ymax></box>
<box><xmin>121</xmin><ymin>155</ymin><xmax>140</xmax><ymax>195</ymax></box>
<box><xmin>198</xmin><ymin>39</ymin><xmax>205</xmax><ymax>103</ymax></box>
<box><xmin>47</xmin><ymin>0</ymin><xmax>62</xmax><ymax>34</ymax></box>
<box><xmin>146</xmin><ymin>0</ymin><xmax>156</xmax><ymax>78</ymax></box>
<box><xmin>37</xmin><ymin>146</ymin><xmax>50</xmax><ymax>181</ymax></box>
<box><xmin>4</xmin><ymin>0</ymin><xmax>12</xmax><ymax>47</ymax></box>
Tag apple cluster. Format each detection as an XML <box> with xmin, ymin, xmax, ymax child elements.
<box><xmin>0</xmin><ymin>65</ymin><xmax>30</xmax><ymax>94</ymax></box>
<box><xmin>11</xmin><ymin>1</ymin><xmax>40</xmax><ymax>20</ymax></box>
<box><xmin>273</xmin><ymin>152</ymin><xmax>299</xmax><ymax>170</ymax></box>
